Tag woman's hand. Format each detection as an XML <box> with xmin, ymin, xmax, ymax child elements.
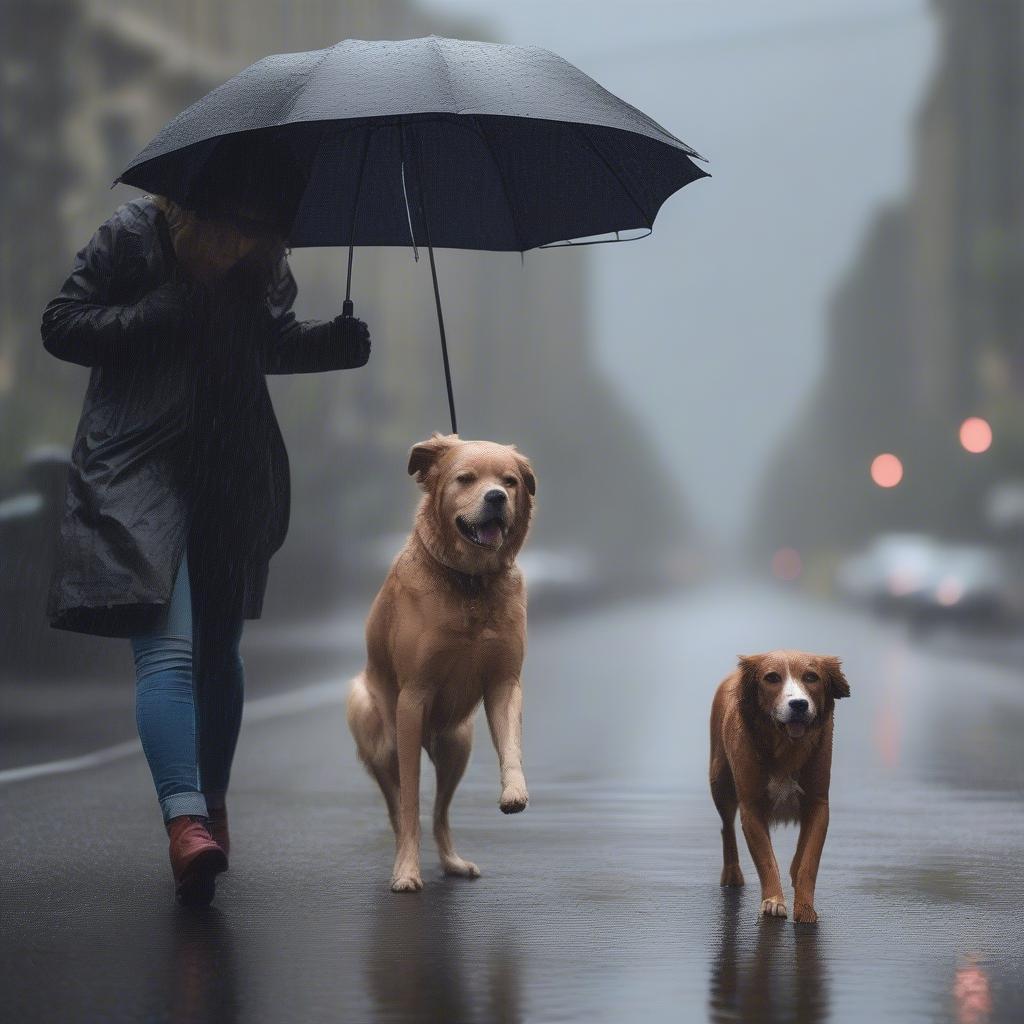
<box><xmin>331</xmin><ymin>314</ymin><xmax>371</xmax><ymax>367</ymax></box>
<box><xmin>263</xmin><ymin>310</ymin><xmax>372</xmax><ymax>375</ymax></box>
<box><xmin>260</xmin><ymin>252</ymin><xmax>372</xmax><ymax>375</ymax></box>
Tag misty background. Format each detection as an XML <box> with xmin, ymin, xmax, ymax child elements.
<box><xmin>425</xmin><ymin>0</ymin><xmax>936</xmax><ymax>540</ymax></box>
<box><xmin>3</xmin><ymin>5</ymin><xmax>1024</xmax><ymax>1021</ymax></box>
<box><xmin>2</xmin><ymin>0</ymin><xmax>1022</xmax><ymax>660</ymax></box>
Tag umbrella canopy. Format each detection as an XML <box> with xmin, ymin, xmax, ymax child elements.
<box><xmin>116</xmin><ymin>36</ymin><xmax>709</xmax><ymax>432</ymax></box>
<box><xmin>115</xmin><ymin>35</ymin><xmax>708</xmax><ymax>252</ymax></box>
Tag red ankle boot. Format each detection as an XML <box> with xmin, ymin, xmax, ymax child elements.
<box><xmin>167</xmin><ymin>815</ymin><xmax>228</xmax><ymax>907</ymax></box>
<box><xmin>207</xmin><ymin>803</ymin><xmax>230</xmax><ymax>861</ymax></box>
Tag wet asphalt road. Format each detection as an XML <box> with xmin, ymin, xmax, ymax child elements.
<box><xmin>2</xmin><ymin>581</ymin><xmax>1023</xmax><ymax>1023</ymax></box>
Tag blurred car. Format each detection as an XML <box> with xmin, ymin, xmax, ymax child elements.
<box><xmin>352</xmin><ymin>530</ymin><xmax>603</xmax><ymax>614</ymax></box>
<box><xmin>515</xmin><ymin>545</ymin><xmax>602</xmax><ymax>611</ymax></box>
<box><xmin>0</xmin><ymin>448</ymin><xmax>68</xmax><ymax>613</ymax></box>
<box><xmin>904</xmin><ymin>543</ymin><xmax>1020</xmax><ymax>629</ymax></box>
<box><xmin>835</xmin><ymin>532</ymin><xmax>941</xmax><ymax>610</ymax></box>
<box><xmin>0</xmin><ymin>448</ymin><xmax>86</xmax><ymax>670</ymax></box>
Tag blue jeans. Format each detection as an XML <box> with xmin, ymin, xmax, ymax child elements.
<box><xmin>131</xmin><ymin>550</ymin><xmax>245</xmax><ymax>823</ymax></box>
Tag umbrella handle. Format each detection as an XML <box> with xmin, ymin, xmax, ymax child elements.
<box><xmin>341</xmin><ymin>129</ymin><xmax>371</xmax><ymax>321</ymax></box>
<box><xmin>342</xmin><ymin>244</ymin><xmax>355</xmax><ymax>318</ymax></box>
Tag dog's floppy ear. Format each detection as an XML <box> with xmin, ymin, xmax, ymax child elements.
<box><xmin>408</xmin><ymin>432</ymin><xmax>459</xmax><ymax>488</ymax></box>
<box><xmin>514</xmin><ymin>452</ymin><xmax>537</xmax><ymax>496</ymax></box>
<box><xmin>737</xmin><ymin>654</ymin><xmax>763</xmax><ymax>706</ymax></box>
<box><xmin>821</xmin><ymin>655</ymin><xmax>851</xmax><ymax>699</ymax></box>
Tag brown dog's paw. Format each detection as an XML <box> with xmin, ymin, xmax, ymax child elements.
<box><xmin>720</xmin><ymin>865</ymin><xmax>745</xmax><ymax>887</ymax></box>
<box><xmin>499</xmin><ymin>783</ymin><xmax>529</xmax><ymax>814</ymax></box>
<box><xmin>793</xmin><ymin>901</ymin><xmax>818</xmax><ymax>924</ymax></box>
<box><xmin>759</xmin><ymin>897</ymin><xmax>788</xmax><ymax>919</ymax></box>
<box><xmin>390</xmin><ymin>872</ymin><xmax>424</xmax><ymax>893</ymax></box>
<box><xmin>442</xmin><ymin>856</ymin><xmax>481</xmax><ymax>879</ymax></box>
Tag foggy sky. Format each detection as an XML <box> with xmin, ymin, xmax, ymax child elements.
<box><xmin>420</xmin><ymin>0</ymin><xmax>935</xmax><ymax>539</ymax></box>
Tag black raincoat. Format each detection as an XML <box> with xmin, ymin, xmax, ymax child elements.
<box><xmin>41</xmin><ymin>196</ymin><xmax>371</xmax><ymax>637</ymax></box>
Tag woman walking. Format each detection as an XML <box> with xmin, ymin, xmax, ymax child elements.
<box><xmin>40</xmin><ymin>137</ymin><xmax>371</xmax><ymax>906</ymax></box>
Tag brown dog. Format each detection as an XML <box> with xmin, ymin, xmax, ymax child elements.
<box><xmin>709</xmin><ymin>650</ymin><xmax>850</xmax><ymax>922</ymax></box>
<box><xmin>347</xmin><ymin>432</ymin><xmax>536</xmax><ymax>892</ymax></box>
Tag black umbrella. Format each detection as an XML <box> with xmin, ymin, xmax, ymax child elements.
<box><xmin>115</xmin><ymin>35</ymin><xmax>708</xmax><ymax>432</ymax></box>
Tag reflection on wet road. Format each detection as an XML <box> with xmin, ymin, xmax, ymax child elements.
<box><xmin>709</xmin><ymin>890</ymin><xmax>828</xmax><ymax>1023</ymax></box>
<box><xmin>2</xmin><ymin>581</ymin><xmax>1022</xmax><ymax>1022</ymax></box>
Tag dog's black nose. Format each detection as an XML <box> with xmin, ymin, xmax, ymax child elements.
<box><xmin>484</xmin><ymin>489</ymin><xmax>507</xmax><ymax>505</ymax></box>
<box><xmin>789</xmin><ymin>698</ymin><xmax>809</xmax><ymax>713</ymax></box>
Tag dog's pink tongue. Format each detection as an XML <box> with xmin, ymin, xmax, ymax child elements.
<box><xmin>478</xmin><ymin>522</ymin><xmax>502</xmax><ymax>546</ymax></box>
<box><xmin>786</xmin><ymin>722</ymin><xmax>807</xmax><ymax>739</ymax></box>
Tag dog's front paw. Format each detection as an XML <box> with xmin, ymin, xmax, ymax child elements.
<box><xmin>499</xmin><ymin>780</ymin><xmax>529</xmax><ymax>814</ymax></box>
<box><xmin>793</xmin><ymin>901</ymin><xmax>818</xmax><ymax>924</ymax></box>
<box><xmin>391</xmin><ymin>855</ymin><xmax>423</xmax><ymax>892</ymax></box>
<box><xmin>759</xmin><ymin>896</ymin><xmax>788</xmax><ymax>919</ymax></box>
<box><xmin>390</xmin><ymin>871</ymin><xmax>424</xmax><ymax>893</ymax></box>
<box><xmin>441</xmin><ymin>855</ymin><xmax>481</xmax><ymax>879</ymax></box>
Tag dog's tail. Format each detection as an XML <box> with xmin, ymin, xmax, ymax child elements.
<box><xmin>346</xmin><ymin>672</ymin><xmax>390</xmax><ymax>768</ymax></box>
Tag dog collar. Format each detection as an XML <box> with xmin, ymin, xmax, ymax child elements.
<box><xmin>445</xmin><ymin>565</ymin><xmax>488</xmax><ymax>593</ymax></box>
<box><xmin>413</xmin><ymin>529</ymin><xmax>502</xmax><ymax>591</ymax></box>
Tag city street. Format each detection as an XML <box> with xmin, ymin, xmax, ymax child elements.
<box><xmin>2</xmin><ymin>581</ymin><xmax>1022</xmax><ymax>1023</ymax></box>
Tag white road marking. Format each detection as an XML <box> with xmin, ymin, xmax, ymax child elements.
<box><xmin>0</xmin><ymin>678</ymin><xmax>350</xmax><ymax>787</ymax></box>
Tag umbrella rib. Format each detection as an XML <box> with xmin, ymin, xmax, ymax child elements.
<box><xmin>400</xmin><ymin>164</ymin><xmax>419</xmax><ymax>261</ymax></box>
<box><xmin>470</xmin><ymin>115</ymin><xmax>526</xmax><ymax>253</ymax></box>
<box><xmin>430</xmin><ymin>37</ymin><xmax>460</xmax><ymax>113</ymax></box>
<box><xmin>570</xmin><ymin>123</ymin><xmax>652</xmax><ymax>231</ymax></box>
<box><xmin>399</xmin><ymin>122</ymin><xmax>420</xmax><ymax>261</ymax></box>
<box><xmin>538</xmin><ymin>228</ymin><xmax>652</xmax><ymax>249</ymax></box>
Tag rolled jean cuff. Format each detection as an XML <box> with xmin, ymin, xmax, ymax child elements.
<box><xmin>161</xmin><ymin>791</ymin><xmax>209</xmax><ymax>823</ymax></box>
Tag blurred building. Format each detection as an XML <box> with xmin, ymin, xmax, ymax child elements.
<box><xmin>752</xmin><ymin>0</ymin><xmax>1024</xmax><ymax>561</ymax></box>
<box><xmin>908</xmin><ymin>0</ymin><xmax>1023</xmax><ymax>457</ymax></box>
<box><xmin>1</xmin><ymin>0</ymin><xmax>691</xmax><ymax>624</ymax></box>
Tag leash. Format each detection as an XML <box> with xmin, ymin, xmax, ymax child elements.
<box><xmin>407</xmin><ymin>124</ymin><xmax>458</xmax><ymax>435</ymax></box>
<box><xmin>342</xmin><ymin>122</ymin><xmax>460</xmax><ymax>437</ymax></box>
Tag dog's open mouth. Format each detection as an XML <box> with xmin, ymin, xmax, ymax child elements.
<box><xmin>456</xmin><ymin>515</ymin><xmax>507</xmax><ymax>548</ymax></box>
<box><xmin>785</xmin><ymin>721</ymin><xmax>808</xmax><ymax>739</ymax></box>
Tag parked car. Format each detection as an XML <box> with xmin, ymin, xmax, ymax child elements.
<box><xmin>903</xmin><ymin>543</ymin><xmax>1020</xmax><ymax>629</ymax></box>
<box><xmin>835</xmin><ymin>533</ymin><xmax>940</xmax><ymax>611</ymax></box>
<box><xmin>0</xmin><ymin>448</ymin><xmax>77</xmax><ymax>669</ymax></box>
<box><xmin>515</xmin><ymin>545</ymin><xmax>603</xmax><ymax>612</ymax></box>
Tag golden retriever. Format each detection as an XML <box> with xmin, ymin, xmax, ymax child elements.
<box><xmin>347</xmin><ymin>432</ymin><xmax>536</xmax><ymax>892</ymax></box>
<box><xmin>709</xmin><ymin>650</ymin><xmax>850</xmax><ymax>922</ymax></box>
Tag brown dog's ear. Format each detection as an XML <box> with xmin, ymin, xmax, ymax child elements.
<box><xmin>737</xmin><ymin>654</ymin><xmax>763</xmax><ymax>704</ymax></box>
<box><xmin>515</xmin><ymin>453</ymin><xmax>537</xmax><ymax>496</ymax></box>
<box><xmin>407</xmin><ymin>432</ymin><xmax>459</xmax><ymax>487</ymax></box>
<box><xmin>822</xmin><ymin>656</ymin><xmax>851</xmax><ymax>699</ymax></box>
